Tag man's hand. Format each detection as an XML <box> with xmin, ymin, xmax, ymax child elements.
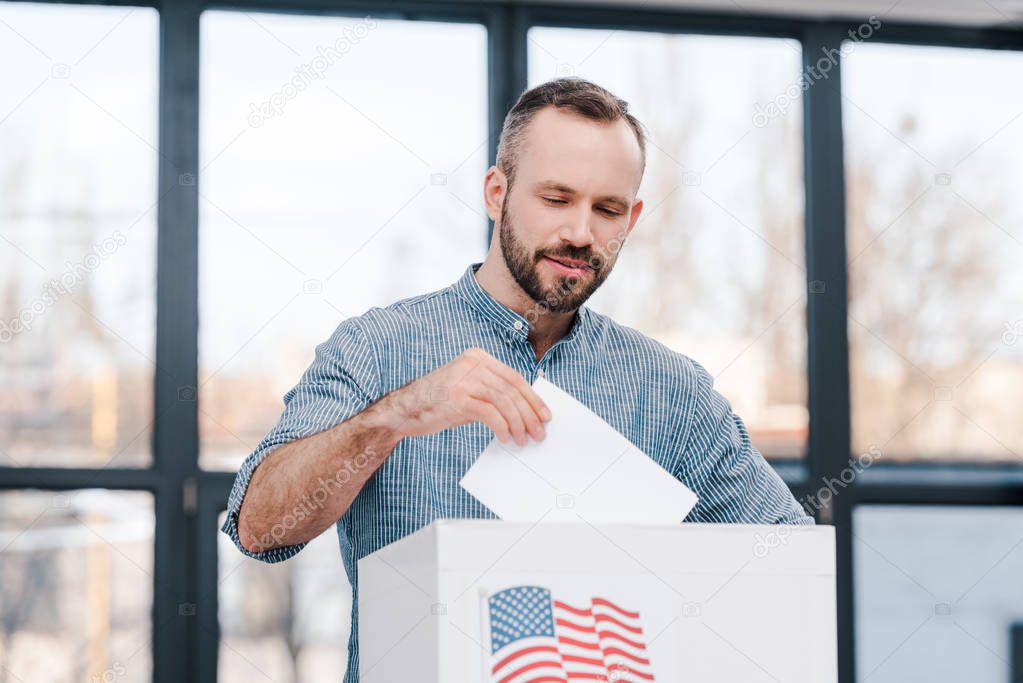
<box><xmin>376</xmin><ymin>347</ymin><xmax>551</xmax><ymax>446</ymax></box>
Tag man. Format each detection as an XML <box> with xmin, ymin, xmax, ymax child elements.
<box><xmin>222</xmin><ymin>77</ymin><xmax>813</xmax><ymax>682</ymax></box>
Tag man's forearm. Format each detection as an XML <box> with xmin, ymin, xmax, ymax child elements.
<box><xmin>235</xmin><ymin>346</ymin><xmax>552</xmax><ymax>554</ymax></box>
<box><xmin>236</xmin><ymin>398</ymin><xmax>401</xmax><ymax>554</ymax></box>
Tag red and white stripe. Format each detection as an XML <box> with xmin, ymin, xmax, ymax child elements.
<box><xmin>490</xmin><ymin>635</ymin><xmax>568</xmax><ymax>683</ymax></box>
<box><xmin>552</xmin><ymin>598</ymin><xmax>656</xmax><ymax>683</ymax></box>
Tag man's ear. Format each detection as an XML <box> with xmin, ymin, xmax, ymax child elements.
<box><xmin>624</xmin><ymin>197</ymin><xmax>644</xmax><ymax>240</ymax></box>
<box><xmin>483</xmin><ymin>165</ymin><xmax>508</xmax><ymax>223</ymax></box>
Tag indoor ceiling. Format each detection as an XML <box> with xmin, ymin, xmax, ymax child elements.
<box><xmin>526</xmin><ymin>0</ymin><xmax>1023</xmax><ymax>28</ymax></box>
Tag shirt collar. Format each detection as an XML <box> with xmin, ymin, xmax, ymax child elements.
<box><xmin>453</xmin><ymin>262</ymin><xmax>590</xmax><ymax>344</ymax></box>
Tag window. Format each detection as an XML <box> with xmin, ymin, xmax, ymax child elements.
<box><xmin>528</xmin><ymin>28</ymin><xmax>808</xmax><ymax>460</ymax></box>
<box><xmin>844</xmin><ymin>43</ymin><xmax>1023</xmax><ymax>464</ymax></box>
<box><xmin>0</xmin><ymin>489</ymin><xmax>154</xmax><ymax>681</ymax></box>
<box><xmin>0</xmin><ymin>3</ymin><xmax>158</xmax><ymax>468</ymax></box>
<box><xmin>198</xmin><ymin>12</ymin><xmax>488</xmax><ymax>470</ymax></box>
<box><xmin>854</xmin><ymin>505</ymin><xmax>1023</xmax><ymax>682</ymax></box>
<box><xmin>217</xmin><ymin>511</ymin><xmax>350</xmax><ymax>681</ymax></box>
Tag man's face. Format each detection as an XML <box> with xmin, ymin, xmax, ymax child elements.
<box><xmin>495</xmin><ymin>107</ymin><xmax>644</xmax><ymax>314</ymax></box>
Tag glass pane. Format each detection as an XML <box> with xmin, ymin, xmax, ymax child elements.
<box><xmin>217</xmin><ymin>511</ymin><xmax>350</xmax><ymax>681</ymax></box>
<box><xmin>844</xmin><ymin>43</ymin><xmax>1023</xmax><ymax>463</ymax></box>
<box><xmin>199</xmin><ymin>11</ymin><xmax>488</xmax><ymax>471</ymax></box>
<box><xmin>0</xmin><ymin>3</ymin><xmax>158</xmax><ymax>468</ymax></box>
<box><xmin>0</xmin><ymin>489</ymin><xmax>154</xmax><ymax>681</ymax></box>
<box><xmin>528</xmin><ymin>29</ymin><xmax>807</xmax><ymax>460</ymax></box>
<box><xmin>854</xmin><ymin>505</ymin><xmax>1023</xmax><ymax>682</ymax></box>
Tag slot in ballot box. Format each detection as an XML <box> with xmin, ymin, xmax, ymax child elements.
<box><xmin>358</xmin><ymin>520</ymin><xmax>836</xmax><ymax>683</ymax></box>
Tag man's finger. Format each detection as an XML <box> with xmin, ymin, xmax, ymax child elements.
<box><xmin>483</xmin><ymin>368</ymin><xmax>545</xmax><ymax>442</ymax></box>
<box><xmin>468</xmin><ymin>398</ymin><xmax>511</xmax><ymax>444</ymax></box>
<box><xmin>471</xmin><ymin>383</ymin><xmax>528</xmax><ymax>446</ymax></box>
<box><xmin>485</xmin><ymin>358</ymin><xmax>552</xmax><ymax>422</ymax></box>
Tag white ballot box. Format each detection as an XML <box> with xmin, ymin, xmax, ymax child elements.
<box><xmin>358</xmin><ymin>520</ymin><xmax>836</xmax><ymax>683</ymax></box>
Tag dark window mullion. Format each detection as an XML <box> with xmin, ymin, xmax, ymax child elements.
<box><xmin>154</xmin><ymin>2</ymin><xmax>202</xmax><ymax>682</ymax></box>
<box><xmin>195</xmin><ymin>478</ymin><xmax>234</xmax><ymax>682</ymax></box>
<box><xmin>0</xmin><ymin>467</ymin><xmax>160</xmax><ymax>490</ymax></box>
<box><xmin>485</xmin><ymin>5</ymin><xmax>527</xmax><ymax>246</ymax></box>
<box><xmin>801</xmin><ymin>22</ymin><xmax>854</xmax><ymax>683</ymax></box>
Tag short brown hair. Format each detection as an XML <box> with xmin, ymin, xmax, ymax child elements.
<box><xmin>495</xmin><ymin>77</ymin><xmax>647</xmax><ymax>188</ymax></box>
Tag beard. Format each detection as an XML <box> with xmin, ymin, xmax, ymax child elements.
<box><xmin>498</xmin><ymin>199</ymin><xmax>616</xmax><ymax>314</ymax></box>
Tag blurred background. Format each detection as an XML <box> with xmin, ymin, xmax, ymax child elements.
<box><xmin>0</xmin><ymin>0</ymin><xmax>1021</xmax><ymax>681</ymax></box>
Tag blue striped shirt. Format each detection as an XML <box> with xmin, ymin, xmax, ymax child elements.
<box><xmin>221</xmin><ymin>261</ymin><xmax>813</xmax><ymax>681</ymax></box>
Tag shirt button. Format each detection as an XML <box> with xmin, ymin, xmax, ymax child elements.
<box><xmin>513</xmin><ymin>320</ymin><xmax>524</xmax><ymax>331</ymax></box>
<box><xmin>536</xmin><ymin>368</ymin><xmax>546</xmax><ymax>378</ymax></box>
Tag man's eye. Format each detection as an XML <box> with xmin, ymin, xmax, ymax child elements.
<box><xmin>542</xmin><ymin>197</ymin><xmax>567</xmax><ymax>205</ymax></box>
<box><xmin>598</xmin><ymin>207</ymin><xmax>622</xmax><ymax>217</ymax></box>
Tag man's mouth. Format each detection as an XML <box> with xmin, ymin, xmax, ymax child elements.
<box><xmin>540</xmin><ymin>255</ymin><xmax>592</xmax><ymax>277</ymax></box>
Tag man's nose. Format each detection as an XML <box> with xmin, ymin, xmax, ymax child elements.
<box><xmin>559</xmin><ymin>206</ymin><xmax>595</xmax><ymax>247</ymax></box>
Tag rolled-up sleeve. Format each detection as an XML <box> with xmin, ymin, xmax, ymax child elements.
<box><xmin>681</xmin><ymin>360</ymin><xmax>814</xmax><ymax>526</ymax></box>
<box><xmin>220</xmin><ymin>318</ymin><xmax>381</xmax><ymax>563</ymax></box>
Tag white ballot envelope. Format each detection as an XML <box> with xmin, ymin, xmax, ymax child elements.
<box><xmin>459</xmin><ymin>376</ymin><xmax>699</xmax><ymax>525</ymax></box>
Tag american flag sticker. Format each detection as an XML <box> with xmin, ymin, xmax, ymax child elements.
<box><xmin>486</xmin><ymin>585</ymin><xmax>657</xmax><ymax>682</ymax></box>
